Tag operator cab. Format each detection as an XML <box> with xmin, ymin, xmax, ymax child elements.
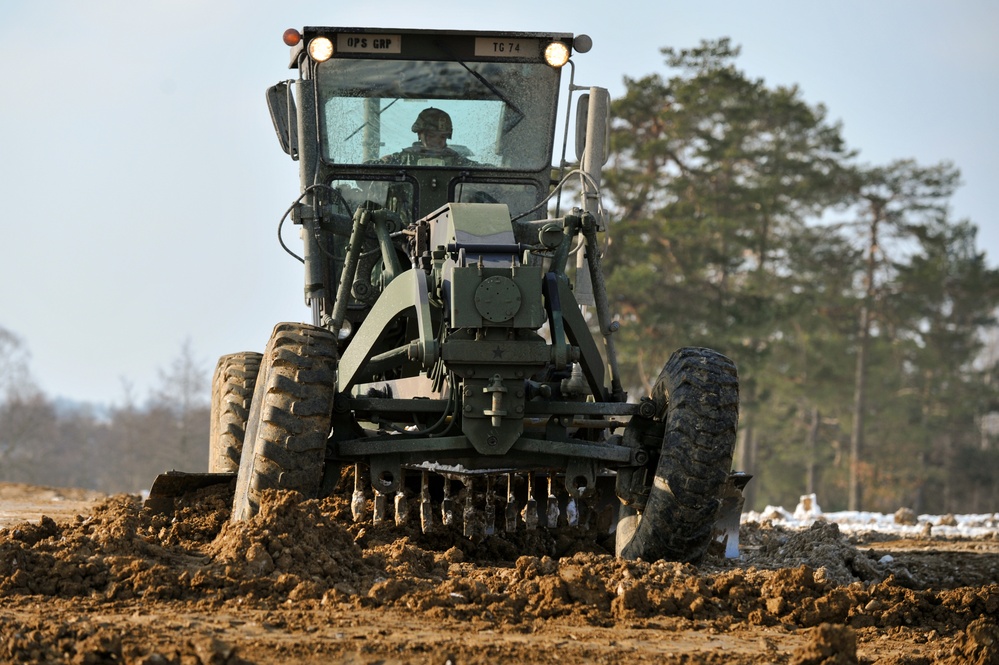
<box><xmin>269</xmin><ymin>28</ymin><xmax>582</xmax><ymax>223</ymax></box>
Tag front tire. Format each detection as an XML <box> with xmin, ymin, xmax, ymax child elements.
<box><xmin>616</xmin><ymin>347</ymin><xmax>739</xmax><ymax>563</ymax></box>
<box><xmin>231</xmin><ymin>323</ymin><xmax>338</xmax><ymax>522</ymax></box>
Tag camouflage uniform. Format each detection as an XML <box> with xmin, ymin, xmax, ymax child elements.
<box><xmin>379</xmin><ymin>143</ymin><xmax>477</xmax><ymax>167</ymax></box>
<box><xmin>379</xmin><ymin>108</ymin><xmax>478</xmax><ymax>167</ymax></box>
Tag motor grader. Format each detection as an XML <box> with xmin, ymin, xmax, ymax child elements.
<box><xmin>150</xmin><ymin>26</ymin><xmax>747</xmax><ymax>563</ymax></box>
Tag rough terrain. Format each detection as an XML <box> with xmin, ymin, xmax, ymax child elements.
<box><xmin>1</xmin><ymin>480</ymin><xmax>997</xmax><ymax>664</ymax></box>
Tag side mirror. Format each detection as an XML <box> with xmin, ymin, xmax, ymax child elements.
<box><xmin>266</xmin><ymin>82</ymin><xmax>299</xmax><ymax>159</ymax></box>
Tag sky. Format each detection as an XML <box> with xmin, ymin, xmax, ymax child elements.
<box><xmin>1</xmin><ymin>1</ymin><xmax>997</xmax><ymax>407</ymax></box>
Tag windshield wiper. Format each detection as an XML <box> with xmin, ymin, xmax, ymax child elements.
<box><xmin>433</xmin><ymin>41</ymin><xmax>525</xmax><ymax>134</ymax></box>
<box><xmin>345</xmin><ymin>97</ymin><xmax>402</xmax><ymax>143</ymax></box>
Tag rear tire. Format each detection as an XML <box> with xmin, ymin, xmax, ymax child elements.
<box><xmin>209</xmin><ymin>352</ymin><xmax>262</xmax><ymax>473</ymax></box>
<box><xmin>616</xmin><ymin>347</ymin><xmax>739</xmax><ymax>563</ymax></box>
<box><xmin>231</xmin><ymin>323</ymin><xmax>338</xmax><ymax>522</ymax></box>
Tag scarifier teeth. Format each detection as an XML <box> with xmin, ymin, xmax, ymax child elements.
<box><xmin>441</xmin><ymin>478</ymin><xmax>456</xmax><ymax>527</ymax></box>
<box><xmin>420</xmin><ymin>471</ymin><xmax>434</xmax><ymax>534</ymax></box>
<box><xmin>349</xmin><ymin>468</ymin><xmax>604</xmax><ymax>536</ymax></box>
<box><xmin>484</xmin><ymin>476</ymin><xmax>496</xmax><ymax>536</ymax></box>
<box><xmin>546</xmin><ymin>496</ymin><xmax>560</xmax><ymax>528</ymax></box>
<box><xmin>420</xmin><ymin>501</ymin><xmax>433</xmax><ymax>532</ymax></box>
<box><xmin>546</xmin><ymin>476</ymin><xmax>560</xmax><ymax>528</ymax></box>
<box><xmin>394</xmin><ymin>490</ymin><xmax>408</xmax><ymax>526</ymax></box>
<box><xmin>566</xmin><ymin>497</ymin><xmax>579</xmax><ymax>527</ymax></box>
<box><xmin>373</xmin><ymin>490</ymin><xmax>388</xmax><ymax>524</ymax></box>
<box><xmin>462</xmin><ymin>480</ymin><xmax>478</xmax><ymax>540</ymax></box>
<box><xmin>522</xmin><ymin>473</ymin><xmax>539</xmax><ymax>530</ymax></box>
<box><xmin>351</xmin><ymin>489</ymin><xmax>367</xmax><ymax>522</ymax></box>
<box><xmin>504</xmin><ymin>474</ymin><xmax>518</xmax><ymax>532</ymax></box>
<box><xmin>505</xmin><ymin>501</ymin><xmax>519</xmax><ymax>532</ymax></box>
<box><xmin>351</xmin><ymin>464</ymin><xmax>367</xmax><ymax>522</ymax></box>
<box><xmin>523</xmin><ymin>498</ymin><xmax>539</xmax><ymax>530</ymax></box>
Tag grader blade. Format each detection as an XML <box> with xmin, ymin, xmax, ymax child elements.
<box><xmin>144</xmin><ymin>471</ymin><xmax>235</xmax><ymax>513</ymax></box>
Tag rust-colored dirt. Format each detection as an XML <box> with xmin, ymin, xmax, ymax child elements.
<box><xmin>0</xmin><ymin>481</ymin><xmax>996</xmax><ymax>664</ymax></box>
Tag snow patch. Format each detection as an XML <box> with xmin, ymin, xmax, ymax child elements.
<box><xmin>745</xmin><ymin>494</ymin><xmax>999</xmax><ymax>538</ymax></box>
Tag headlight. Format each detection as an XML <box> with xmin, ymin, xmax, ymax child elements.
<box><xmin>544</xmin><ymin>41</ymin><xmax>570</xmax><ymax>68</ymax></box>
<box><xmin>308</xmin><ymin>37</ymin><xmax>334</xmax><ymax>62</ymax></box>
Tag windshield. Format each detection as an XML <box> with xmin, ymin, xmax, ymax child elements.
<box><xmin>315</xmin><ymin>59</ymin><xmax>559</xmax><ymax>170</ymax></box>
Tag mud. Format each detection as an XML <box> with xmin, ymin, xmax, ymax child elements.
<box><xmin>0</xmin><ymin>481</ymin><xmax>997</xmax><ymax>664</ymax></box>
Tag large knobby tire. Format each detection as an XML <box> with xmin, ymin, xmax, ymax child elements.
<box><xmin>209</xmin><ymin>352</ymin><xmax>263</xmax><ymax>473</ymax></box>
<box><xmin>616</xmin><ymin>347</ymin><xmax>739</xmax><ymax>563</ymax></box>
<box><xmin>231</xmin><ymin>323</ymin><xmax>338</xmax><ymax>522</ymax></box>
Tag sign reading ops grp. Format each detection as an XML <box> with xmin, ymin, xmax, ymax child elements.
<box><xmin>336</xmin><ymin>33</ymin><xmax>403</xmax><ymax>54</ymax></box>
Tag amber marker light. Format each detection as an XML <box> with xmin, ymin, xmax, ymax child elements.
<box><xmin>544</xmin><ymin>41</ymin><xmax>570</xmax><ymax>68</ymax></box>
<box><xmin>283</xmin><ymin>29</ymin><xmax>302</xmax><ymax>46</ymax></box>
<box><xmin>308</xmin><ymin>37</ymin><xmax>334</xmax><ymax>62</ymax></box>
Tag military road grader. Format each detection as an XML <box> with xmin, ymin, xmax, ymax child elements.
<box><xmin>150</xmin><ymin>26</ymin><xmax>747</xmax><ymax>563</ymax></box>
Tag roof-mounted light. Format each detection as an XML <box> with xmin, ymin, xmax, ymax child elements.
<box><xmin>308</xmin><ymin>37</ymin><xmax>334</xmax><ymax>62</ymax></box>
<box><xmin>544</xmin><ymin>41</ymin><xmax>570</xmax><ymax>68</ymax></box>
<box><xmin>283</xmin><ymin>28</ymin><xmax>302</xmax><ymax>47</ymax></box>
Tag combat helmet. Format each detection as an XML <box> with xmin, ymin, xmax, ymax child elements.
<box><xmin>411</xmin><ymin>108</ymin><xmax>453</xmax><ymax>138</ymax></box>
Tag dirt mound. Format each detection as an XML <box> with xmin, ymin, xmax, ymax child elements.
<box><xmin>208</xmin><ymin>490</ymin><xmax>372</xmax><ymax>601</ymax></box>
<box><xmin>0</xmin><ymin>484</ymin><xmax>370</xmax><ymax>603</ymax></box>
<box><xmin>947</xmin><ymin>617</ymin><xmax>999</xmax><ymax>665</ymax></box>
<box><xmin>0</xmin><ymin>495</ymin><xmax>149</xmax><ymax>597</ymax></box>
<box><xmin>1</xmin><ymin>485</ymin><xmax>997</xmax><ymax>664</ymax></box>
<box><xmin>790</xmin><ymin>623</ymin><xmax>858</xmax><ymax>665</ymax></box>
<box><xmin>754</xmin><ymin>520</ymin><xmax>889</xmax><ymax>584</ymax></box>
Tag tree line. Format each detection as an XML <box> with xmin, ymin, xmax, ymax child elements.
<box><xmin>0</xmin><ymin>330</ymin><xmax>208</xmax><ymax>494</ymax></box>
<box><xmin>599</xmin><ymin>39</ymin><xmax>999</xmax><ymax>514</ymax></box>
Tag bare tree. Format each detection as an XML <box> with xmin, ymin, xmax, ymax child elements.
<box><xmin>152</xmin><ymin>338</ymin><xmax>208</xmax><ymax>417</ymax></box>
<box><xmin>0</xmin><ymin>326</ymin><xmax>34</xmax><ymax>396</ymax></box>
<box><xmin>147</xmin><ymin>338</ymin><xmax>211</xmax><ymax>472</ymax></box>
<box><xmin>0</xmin><ymin>326</ymin><xmax>55</xmax><ymax>482</ymax></box>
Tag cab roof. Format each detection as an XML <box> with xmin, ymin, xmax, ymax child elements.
<box><xmin>288</xmin><ymin>26</ymin><xmax>578</xmax><ymax>69</ymax></box>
